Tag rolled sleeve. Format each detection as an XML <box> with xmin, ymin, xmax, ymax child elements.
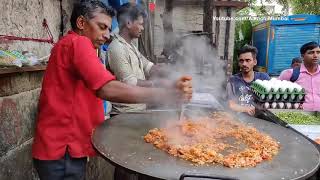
<box><xmin>122</xmin><ymin>75</ymin><xmax>138</xmax><ymax>85</ymax></box>
<box><xmin>144</xmin><ymin>62</ymin><xmax>154</xmax><ymax>77</ymax></box>
<box><xmin>72</xmin><ymin>37</ymin><xmax>115</xmax><ymax>90</ymax></box>
<box><xmin>141</xmin><ymin>55</ymin><xmax>154</xmax><ymax>77</ymax></box>
<box><xmin>108</xmin><ymin>47</ymin><xmax>138</xmax><ymax>85</ymax></box>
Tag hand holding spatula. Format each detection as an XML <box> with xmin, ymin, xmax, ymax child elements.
<box><xmin>175</xmin><ymin>76</ymin><xmax>193</xmax><ymax>102</ymax></box>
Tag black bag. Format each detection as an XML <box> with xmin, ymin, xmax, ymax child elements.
<box><xmin>290</xmin><ymin>67</ymin><xmax>300</xmax><ymax>82</ymax></box>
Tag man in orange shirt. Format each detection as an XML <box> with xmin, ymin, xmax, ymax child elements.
<box><xmin>32</xmin><ymin>2</ymin><xmax>192</xmax><ymax>180</ymax></box>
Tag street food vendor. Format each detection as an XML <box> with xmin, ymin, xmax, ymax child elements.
<box><xmin>107</xmin><ymin>3</ymin><xmax>170</xmax><ymax>113</ymax></box>
<box><xmin>227</xmin><ymin>45</ymin><xmax>270</xmax><ymax>116</ymax></box>
<box><xmin>31</xmin><ymin>2</ymin><xmax>192</xmax><ymax>180</ymax></box>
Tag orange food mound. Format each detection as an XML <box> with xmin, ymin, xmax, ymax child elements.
<box><xmin>144</xmin><ymin>112</ymin><xmax>280</xmax><ymax>168</ymax></box>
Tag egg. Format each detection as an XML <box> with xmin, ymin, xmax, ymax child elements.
<box><xmin>293</xmin><ymin>103</ymin><xmax>300</xmax><ymax>109</ymax></box>
<box><xmin>278</xmin><ymin>102</ymin><xmax>285</xmax><ymax>109</ymax></box>
<box><xmin>287</xmin><ymin>83</ymin><xmax>294</xmax><ymax>92</ymax></box>
<box><xmin>271</xmin><ymin>102</ymin><xmax>277</xmax><ymax>109</ymax></box>
<box><xmin>285</xmin><ymin>103</ymin><xmax>292</xmax><ymax>109</ymax></box>
<box><xmin>264</xmin><ymin>84</ymin><xmax>271</xmax><ymax>93</ymax></box>
<box><xmin>255</xmin><ymin>79</ymin><xmax>262</xmax><ymax>85</ymax></box>
<box><xmin>282</xmin><ymin>94</ymin><xmax>288</xmax><ymax>100</ymax></box>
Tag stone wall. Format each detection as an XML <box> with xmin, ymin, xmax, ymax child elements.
<box><xmin>0</xmin><ymin>71</ymin><xmax>42</xmax><ymax>180</ymax></box>
<box><xmin>0</xmin><ymin>0</ymin><xmax>114</xmax><ymax>180</ymax></box>
<box><xmin>0</xmin><ymin>0</ymin><xmax>75</xmax><ymax>56</ymax></box>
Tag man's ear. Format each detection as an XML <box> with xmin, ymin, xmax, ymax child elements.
<box><xmin>76</xmin><ymin>15</ymin><xmax>86</xmax><ymax>30</ymax></box>
<box><xmin>253</xmin><ymin>58</ymin><xmax>257</xmax><ymax>65</ymax></box>
<box><xmin>126</xmin><ymin>20</ymin><xmax>133</xmax><ymax>28</ymax></box>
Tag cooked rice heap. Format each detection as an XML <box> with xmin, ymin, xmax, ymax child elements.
<box><xmin>144</xmin><ymin>112</ymin><xmax>280</xmax><ymax>168</ymax></box>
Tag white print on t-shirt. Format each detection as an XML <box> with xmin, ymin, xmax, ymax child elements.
<box><xmin>238</xmin><ymin>85</ymin><xmax>252</xmax><ymax>106</ymax></box>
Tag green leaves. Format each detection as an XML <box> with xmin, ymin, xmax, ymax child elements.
<box><xmin>276</xmin><ymin>112</ymin><xmax>320</xmax><ymax>125</ymax></box>
<box><xmin>290</xmin><ymin>0</ymin><xmax>320</xmax><ymax>15</ymax></box>
<box><xmin>240</xmin><ymin>0</ymin><xmax>320</xmax><ymax>15</ymax></box>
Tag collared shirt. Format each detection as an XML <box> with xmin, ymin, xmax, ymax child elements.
<box><xmin>32</xmin><ymin>31</ymin><xmax>115</xmax><ymax>160</ymax></box>
<box><xmin>227</xmin><ymin>72</ymin><xmax>270</xmax><ymax>106</ymax></box>
<box><xmin>279</xmin><ymin>64</ymin><xmax>320</xmax><ymax>111</ymax></box>
<box><xmin>107</xmin><ymin>34</ymin><xmax>153</xmax><ymax>112</ymax></box>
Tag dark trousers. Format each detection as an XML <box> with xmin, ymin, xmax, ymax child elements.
<box><xmin>33</xmin><ymin>151</ymin><xmax>87</xmax><ymax>180</ymax></box>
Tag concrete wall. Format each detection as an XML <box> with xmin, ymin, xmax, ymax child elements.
<box><xmin>0</xmin><ymin>1</ymin><xmax>115</xmax><ymax>180</ymax></box>
<box><xmin>153</xmin><ymin>0</ymin><xmax>237</xmax><ymax>65</ymax></box>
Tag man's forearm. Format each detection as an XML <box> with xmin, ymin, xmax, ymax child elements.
<box><xmin>228</xmin><ymin>100</ymin><xmax>255</xmax><ymax>116</ymax></box>
<box><xmin>96</xmin><ymin>80</ymin><xmax>176</xmax><ymax>104</ymax></box>
<box><xmin>228</xmin><ymin>100</ymin><xmax>246</xmax><ymax>112</ymax></box>
<box><xmin>136</xmin><ymin>79</ymin><xmax>174</xmax><ymax>88</ymax></box>
<box><xmin>137</xmin><ymin>79</ymin><xmax>153</xmax><ymax>87</ymax></box>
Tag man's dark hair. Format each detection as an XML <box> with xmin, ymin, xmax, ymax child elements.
<box><xmin>237</xmin><ymin>45</ymin><xmax>258</xmax><ymax>59</ymax></box>
<box><xmin>117</xmin><ymin>3</ymin><xmax>147</xmax><ymax>30</ymax></box>
<box><xmin>300</xmin><ymin>41</ymin><xmax>319</xmax><ymax>55</ymax></box>
<box><xmin>70</xmin><ymin>1</ymin><xmax>115</xmax><ymax>30</ymax></box>
<box><xmin>291</xmin><ymin>57</ymin><xmax>302</xmax><ymax>65</ymax></box>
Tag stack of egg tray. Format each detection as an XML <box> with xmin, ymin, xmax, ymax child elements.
<box><xmin>250</xmin><ymin>82</ymin><xmax>305</xmax><ymax>109</ymax></box>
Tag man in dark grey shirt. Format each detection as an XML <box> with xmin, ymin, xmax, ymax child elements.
<box><xmin>227</xmin><ymin>45</ymin><xmax>270</xmax><ymax>116</ymax></box>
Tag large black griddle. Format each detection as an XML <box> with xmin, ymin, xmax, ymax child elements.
<box><xmin>92</xmin><ymin>111</ymin><xmax>320</xmax><ymax>180</ymax></box>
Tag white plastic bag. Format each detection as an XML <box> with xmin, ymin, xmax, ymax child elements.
<box><xmin>0</xmin><ymin>50</ymin><xmax>22</xmax><ymax>67</ymax></box>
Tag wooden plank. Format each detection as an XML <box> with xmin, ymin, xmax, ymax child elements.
<box><xmin>0</xmin><ymin>65</ymin><xmax>46</xmax><ymax>75</ymax></box>
<box><xmin>172</xmin><ymin>0</ymin><xmax>248</xmax><ymax>9</ymax></box>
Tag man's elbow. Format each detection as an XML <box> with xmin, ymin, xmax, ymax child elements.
<box><xmin>96</xmin><ymin>81</ymin><xmax>119</xmax><ymax>101</ymax></box>
<box><xmin>96</xmin><ymin>81</ymin><xmax>140</xmax><ymax>103</ymax></box>
<box><xmin>228</xmin><ymin>100</ymin><xmax>235</xmax><ymax>110</ymax></box>
<box><xmin>96</xmin><ymin>84</ymin><xmax>110</xmax><ymax>100</ymax></box>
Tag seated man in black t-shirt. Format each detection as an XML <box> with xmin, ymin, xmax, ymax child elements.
<box><xmin>227</xmin><ymin>45</ymin><xmax>270</xmax><ymax>116</ymax></box>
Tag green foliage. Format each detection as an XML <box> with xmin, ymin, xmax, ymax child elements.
<box><xmin>233</xmin><ymin>20</ymin><xmax>253</xmax><ymax>74</ymax></box>
<box><xmin>276</xmin><ymin>112</ymin><xmax>320</xmax><ymax>125</ymax></box>
<box><xmin>239</xmin><ymin>0</ymin><xmax>289</xmax><ymax>17</ymax></box>
<box><xmin>239</xmin><ymin>0</ymin><xmax>320</xmax><ymax>16</ymax></box>
<box><xmin>290</xmin><ymin>0</ymin><xmax>320</xmax><ymax>14</ymax></box>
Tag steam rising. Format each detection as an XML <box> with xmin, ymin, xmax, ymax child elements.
<box><xmin>151</xmin><ymin>33</ymin><xmax>229</xmax><ymax>129</ymax></box>
<box><xmin>165</xmin><ymin>34</ymin><xmax>227</xmax><ymax>98</ymax></box>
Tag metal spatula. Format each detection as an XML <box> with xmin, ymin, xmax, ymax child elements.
<box><xmin>179</xmin><ymin>104</ymin><xmax>187</xmax><ymax>121</ymax></box>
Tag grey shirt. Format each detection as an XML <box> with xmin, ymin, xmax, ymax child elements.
<box><xmin>107</xmin><ymin>34</ymin><xmax>154</xmax><ymax>113</ymax></box>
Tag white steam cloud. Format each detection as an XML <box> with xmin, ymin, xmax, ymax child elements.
<box><xmin>166</xmin><ymin>34</ymin><xmax>227</xmax><ymax>99</ymax></box>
